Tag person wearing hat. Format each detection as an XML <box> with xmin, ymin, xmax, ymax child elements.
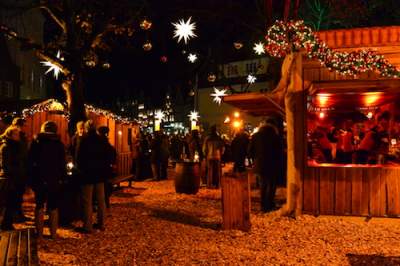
<box><xmin>11</xmin><ymin>117</ymin><xmax>29</xmax><ymax>222</ymax></box>
<box><xmin>0</xmin><ymin>126</ymin><xmax>23</xmax><ymax>231</ymax></box>
<box><xmin>28</xmin><ymin>121</ymin><xmax>66</xmax><ymax>238</ymax></box>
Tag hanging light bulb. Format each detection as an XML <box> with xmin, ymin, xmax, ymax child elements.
<box><xmin>140</xmin><ymin>19</ymin><xmax>152</xmax><ymax>30</ymax></box>
<box><xmin>143</xmin><ymin>41</ymin><xmax>152</xmax><ymax>51</ymax></box>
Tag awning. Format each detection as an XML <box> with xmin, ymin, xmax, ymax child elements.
<box><xmin>223</xmin><ymin>92</ymin><xmax>285</xmax><ymax>117</ymax></box>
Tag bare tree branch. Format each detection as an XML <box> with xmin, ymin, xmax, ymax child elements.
<box><xmin>40</xmin><ymin>5</ymin><xmax>67</xmax><ymax>33</ymax></box>
<box><xmin>0</xmin><ymin>24</ymin><xmax>70</xmax><ymax>75</ymax></box>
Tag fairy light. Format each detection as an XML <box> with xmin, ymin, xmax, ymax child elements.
<box><xmin>264</xmin><ymin>20</ymin><xmax>400</xmax><ymax>78</ymax></box>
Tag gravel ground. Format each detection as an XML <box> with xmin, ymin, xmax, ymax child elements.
<box><xmin>28</xmin><ymin>176</ymin><xmax>400</xmax><ymax>266</ymax></box>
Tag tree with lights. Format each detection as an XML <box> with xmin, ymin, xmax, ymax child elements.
<box><xmin>0</xmin><ymin>0</ymin><xmax>147</xmax><ymax>132</ymax></box>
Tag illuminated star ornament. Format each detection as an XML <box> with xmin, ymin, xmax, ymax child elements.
<box><xmin>253</xmin><ymin>42</ymin><xmax>265</xmax><ymax>55</ymax></box>
<box><xmin>188</xmin><ymin>53</ymin><xmax>197</xmax><ymax>63</ymax></box>
<box><xmin>154</xmin><ymin>110</ymin><xmax>165</xmax><ymax>121</ymax></box>
<box><xmin>188</xmin><ymin>110</ymin><xmax>200</xmax><ymax>121</ymax></box>
<box><xmin>172</xmin><ymin>17</ymin><xmax>197</xmax><ymax>44</ymax></box>
<box><xmin>210</xmin><ymin>87</ymin><xmax>227</xmax><ymax>105</ymax></box>
<box><xmin>247</xmin><ymin>74</ymin><xmax>257</xmax><ymax>84</ymax></box>
<box><xmin>41</xmin><ymin>50</ymin><xmax>62</xmax><ymax>79</ymax></box>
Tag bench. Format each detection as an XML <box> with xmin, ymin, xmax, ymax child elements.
<box><xmin>0</xmin><ymin>228</ymin><xmax>39</xmax><ymax>266</ymax></box>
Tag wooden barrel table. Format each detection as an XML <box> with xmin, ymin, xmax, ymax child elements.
<box><xmin>174</xmin><ymin>161</ymin><xmax>201</xmax><ymax>194</ymax></box>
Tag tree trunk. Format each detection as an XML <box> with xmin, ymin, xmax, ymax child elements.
<box><xmin>278</xmin><ymin>52</ymin><xmax>304</xmax><ymax>217</ymax></box>
<box><xmin>62</xmin><ymin>72</ymin><xmax>87</xmax><ymax>135</ymax></box>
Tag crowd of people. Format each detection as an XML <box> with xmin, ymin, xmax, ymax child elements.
<box><xmin>0</xmin><ymin>116</ymin><xmax>285</xmax><ymax>239</ymax></box>
<box><xmin>308</xmin><ymin>111</ymin><xmax>400</xmax><ymax>165</ymax></box>
<box><xmin>0</xmin><ymin>118</ymin><xmax>116</xmax><ymax>238</ymax></box>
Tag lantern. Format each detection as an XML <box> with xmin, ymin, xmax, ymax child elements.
<box><xmin>143</xmin><ymin>41</ymin><xmax>152</xmax><ymax>51</ymax></box>
<box><xmin>160</xmin><ymin>56</ymin><xmax>168</xmax><ymax>63</ymax></box>
<box><xmin>140</xmin><ymin>19</ymin><xmax>152</xmax><ymax>30</ymax></box>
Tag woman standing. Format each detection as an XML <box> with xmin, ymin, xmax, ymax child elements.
<box><xmin>0</xmin><ymin>126</ymin><xmax>22</xmax><ymax>231</ymax></box>
<box><xmin>29</xmin><ymin>121</ymin><xmax>66</xmax><ymax>238</ymax></box>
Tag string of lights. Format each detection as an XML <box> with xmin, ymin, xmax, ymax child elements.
<box><xmin>265</xmin><ymin>20</ymin><xmax>400</xmax><ymax>78</ymax></box>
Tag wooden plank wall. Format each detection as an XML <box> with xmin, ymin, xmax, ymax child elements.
<box><xmin>303</xmin><ymin>167</ymin><xmax>400</xmax><ymax>217</ymax></box>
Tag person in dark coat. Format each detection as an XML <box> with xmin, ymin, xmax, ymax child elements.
<box><xmin>76</xmin><ymin>120</ymin><xmax>109</xmax><ymax>233</ymax></box>
<box><xmin>69</xmin><ymin>121</ymin><xmax>85</xmax><ymax>162</ymax></box>
<box><xmin>98</xmin><ymin>126</ymin><xmax>117</xmax><ymax>209</ymax></box>
<box><xmin>150</xmin><ymin>130</ymin><xmax>170</xmax><ymax>180</ymax></box>
<box><xmin>11</xmin><ymin>117</ymin><xmax>29</xmax><ymax>222</ymax></box>
<box><xmin>170</xmin><ymin>133</ymin><xmax>184</xmax><ymax>163</ymax></box>
<box><xmin>231</xmin><ymin>129</ymin><xmax>249</xmax><ymax>173</ymax></box>
<box><xmin>0</xmin><ymin>126</ymin><xmax>23</xmax><ymax>231</ymax></box>
<box><xmin>28</xmin><ymin>121</ymin><xmax>66</xmax><ymax>238</ymax></box>
<box><xmin>202</xmin><ymin>125</ymin><xmax>225</xmax><ymax>188</ymax></box>
<box><xmin>248</xmin><ymin>119</ymin><xmax>281</xmax><ymax>212</ymax></box>
<box><xmin>188</xmin><ymin>130</ymin><xmax>203</xmax><ymax>161</ymax></box>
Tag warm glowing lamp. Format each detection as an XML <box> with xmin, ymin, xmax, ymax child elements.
<box><xmin>155</xmin><ymin>120</ymin><xmax>161</xmax><ymax>131</ymax></box>
<box><xmin>316</xmin><ymin>94</ymin><xmax>329</xmax><ymax>107</ymax></box>
<box><xmin>234</xmin><ymin>111</ymin><xmax>240</xmax><ymax>118</ymax></box>
<box><xmin>367</xmin><ymin>112</ymin><xmax>373</xmax><ymax>119</ymax></box>
<box><xmin>233</xmin><ymin>120</ymin><xmax>242</xmax><ymax>128</ymax></box>
<box><xmin>319</xmin><ymin>112</ymin><xmax>325</xmax><ymax>119</ymax></box>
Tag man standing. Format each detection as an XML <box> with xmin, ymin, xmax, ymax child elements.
<box><xmin>76</xmin><ymin>120</ymin><xmax>109</xmax><ymax>233</ymax></box>
<box><xmin>11</xmin><ymin>117</ymin><xmax>29</xmax><ymax>222</ymax></box>
<box><xmin>248</xmin><ymin>118</ymin><xmax>280</xmax><ymax>212</ymax></box>
<box><xmin>150</xmin><ymin>130</ymin><xmax>169</xmax><ymax>180</ymax></box>
<box><xmin>28</xmin><ymin>121</ymin><xmax>66</xmax><ymax>238</ymax></box>
<box><xmin>202</xmin><ymin>125</ymin><xmax>225</xmax><ymax>188</ymax></box>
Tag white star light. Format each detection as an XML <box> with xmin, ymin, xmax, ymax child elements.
<box><xmin>41</xmin><ymin>50</ymin><xmax>62</xmax><ymax>79</ymax></box>
<box><xmin>253</xmin><ymin>42</ymin><xmax>265</xmax><ymax>55</ymax></box>
<box><xmin>188</xmin><ymin>110</ymin><xmax>200</xmax><ymax>121</ymax></box>
<box><xmin>155</xmin><ymin>110</ymin><xmax>165</xmax><ymax>121</ymax></box>
<box><xmin>247</xmin><ymin>74</ymin><xmax>257</xmax><ymax>84</ymax></box>
<box><xmin>172</xmin><ymin>17</ymin><xmax>197</xmax><ymax>44</ymax></box>
<box><xmin>188</xmin><ymin>53</ymin><xmax>197</xmax><ymax>63</ymax></box>
<box><xmin>210</xmin><ymin>87</ymin><xmax>227</xmax><ymax>105</ymax></box>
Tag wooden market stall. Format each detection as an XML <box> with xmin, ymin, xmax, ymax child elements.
<box><xmin>224</xmin><ymin>25</ymin><xmax>400</xmax><ymax>218</ymax></box>
<box><xmin>21</xmin><ymin>99</ymin><xmax>139</xmax><ymax>180</ymax></box>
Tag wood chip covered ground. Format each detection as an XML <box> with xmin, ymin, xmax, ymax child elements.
<box><xmin>16</xmin><ymin>173</ymin><xmax>400</xmax><ymax>265</ymax></box>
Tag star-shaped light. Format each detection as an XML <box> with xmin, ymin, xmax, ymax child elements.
<box><xmin>253</xmin><ymin>42</ymin><xmax>265</xmax><ymax>55</ymax></box>
<box><xmin>172</xmin><ymin>17</ymin><xmax>197</xmax><ymax>44</ymax></box>
<box><xmin>154</xmin><ymin>110</ymin><xmax>165</xmax><ymax>121</ymax></box>
<box><xmin>247</xmin><ymin>74</ymin><xmax>257</xmax><ymax>84</ymax></box>
<box><xmin>188</xmin><ymin>53</ymin><xmax>197</xmax><ymax>63</ymax></box>
<box><xmin>41</xmin><ymin>50</ymin><xmax>62</xmax><ymax>79</ymax></box>
<box><xmin>188</xmin><ymin>110</ymin><xmax>200</xmax><ymax>121</ymax></box>
<box><xmin>210</xmin><ymin>87</ymin><xmax>227</xmax><ymax>105</ymax></box>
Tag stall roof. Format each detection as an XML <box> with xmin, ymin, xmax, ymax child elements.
<box><xmin>223</xmin><ymin>92</ymin><xmax>285</xmax><ymax>117</ymax></box>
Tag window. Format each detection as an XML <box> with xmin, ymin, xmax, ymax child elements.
<box><xmin>307</xmin><ymin>91</ymin><xmax>400</xmax><ymax>167</ymax></box>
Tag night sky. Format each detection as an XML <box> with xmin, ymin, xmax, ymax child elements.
<box><xmin>83</xmin><ymin>0</ymin><xmax>267</xmax><ymax>107</ymax></box>
<box><xmin>45</xmin><ymin>0</ymin><xmax>400</xmax><ymax>107</ymax></box>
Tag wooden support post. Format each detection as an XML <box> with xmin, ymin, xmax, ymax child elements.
<box><xmin>221</xmin><ymin>172</ymin><xmax>251</xmax><ymax>232</ymax></box>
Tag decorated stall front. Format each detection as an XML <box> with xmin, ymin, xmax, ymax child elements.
<box><xmin>21</xmin><ymin>99</ymin><xmax>139</xmax><ymax>180</ymax></box>
<box><xmin>224</xmin><ymin>23</ymin><xmax>400</xmax><ymax>217</ymax></box>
